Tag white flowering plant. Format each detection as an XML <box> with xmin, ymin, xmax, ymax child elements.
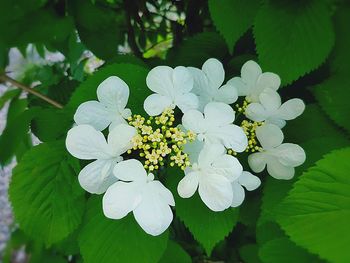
<box><xmin>66</xmin><ymin>59</ymin><xmax>306</xmax><ymax>236</ymax></box>
<box><xmin>2</xmin><ymin>1</ymin><xmax>349</xmax><ymax>262</ymax></box>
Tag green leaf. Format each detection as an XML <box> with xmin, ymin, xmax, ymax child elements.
<box><xmin>158</xmin><ymin>240</ymin><xmax>191</xmax><ymax>263</ymax></box>
<box><xmin>70</xmin><ymin>0</ymin><xmax>125</xmax><ymax>60</ymax></box>
<box><xmin>78</xmin><ymin>196</ymin><xmax>168</xmax><ymax>263</ymax></box>
<box><xmin>313</xmin><ymin>74</ymin><xmax>350</xmax><ymax>134</ymax></box>
<box><xmin>166</xmin><ymin>169</ymin><xmax>239</xmax><ymax>255</ymax></box>
<box><xmin>68</xmin><ymin>63</ymin><xmax>150</xmax><ymax>115</ymax></box>
<box><xmin>9</xmin><ymin>141</ymin><xmax>85</xmax><ymax>246</ymax></box>
<box><xmin>31</xmin><ymin>108</ymin><xmax>72</xmax><ymax>142</ymax></box>
<box><xmin>260</xmin><ymin>104</ymin><xmax>350</xmax><ymax>223</ymax></box>
<box><xmin>275</xmin><ymin>147</ymin><xmax>350</xmax><ymax>263</ymax></box>
<box><xmin>0</xmin><ymin>89</ymin><xmax>20</xmax><ymax>110</ymax></box>
<box><xmin>239</xmin><ymin>244</ymin><xmax>261</xmax><ymax>263</ymax></box>
<box><xmin>329</xmin><ymin>5</ymin><xmax>350</xmax><ymax>75</ymax></box>
<box><xmin>259</xmin><ymin>238</ymin><xmax>322</xmax><ymax>263</ymax></box>
<box><xmin>0</xmin><ymin>106</ymin><xmax>40</xmax><ymax>165</ymax></box>
<box><xmin>166</xmin><ymin>32</ymin><xmax>228</xmax><ymax>68</ymax></box>
<box><xmin>253</xmin><ymin>1</ymin><xmax>334</xmax><ymax>85</ymax></box>
<box><xmin>208</xmin><ymin>0</ymin><xmax>260</xmax><ymax>52</ymax></box>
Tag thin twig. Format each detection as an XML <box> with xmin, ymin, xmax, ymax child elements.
<box><xmin>0</xmin><ymin>74</ymin><xmax>63</xmax><ymax>109</ymax></box>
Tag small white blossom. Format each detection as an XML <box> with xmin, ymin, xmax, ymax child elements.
<box><xmin>231</xmin><ymin>171</ymin><xmax>261</xmax><ymax>207</ymax></box>
<box><xmin>177</xmin><ymin>144</ymin><xmax>243</xmax><ymax>211</ymax></box>
<box><xmin>245</xmin><ymin>88</ymin><xmax>305</xmax><ymax>128</ymax></box>
<box><xmin>103</xmin><ymin>159</ymin><xmax>175</xmax><ymax>236</ymax></box>
<box><xmin>228</xmin><ymin>60</ymin><xmax>281</xmax><ymax>102</ymax></box>
<box><xmin>143</xmin><ymin>65</ymin><xmax>199</xmax><ymax>116</ymax></box>
<box><xmin>188</xmin><ymin>58</ymin><xmax>238</xmax><ymax>111</ymax></box>
<box><xmin>65</xmin><ymin>124</ymin><xmax>136</xmax><ymax>194</ymax></box>
<box><xmin>182</xmin><ymin>102</ymin><xmax>248</xmax><ymax>152</ymax></box>
<box><xmin>248</xmin><ymin>124</ymin><xmax>306</xmax><ymax>180</ymax></box>
<box><xmin>74</xmin><ymin>76</ymin><xmax>132</xmax><ymax>131</ymax></box>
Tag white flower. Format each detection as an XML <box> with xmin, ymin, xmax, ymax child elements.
<box><xmin>182</xmin><ymin>102</ymin><xmax>248</xmax><ymax>152</ymax></box>
<box><xmin>248</xmin><ymin>124</ymin><xmax>306</xmax><ymax>180</ymax></box>
<box><xmin>65</xmin><ymin>124</ymin><xmax>136</xmax><ymax>194</ymax></box>
<box><xmin>245</xmin><ymin>88</ymin><xmax>305</xmax><ymax>128</ymax></box>
<box><xmin>188</xmin><ymin>58</ymin><xmax>238</xmax><ymax>111</ymax></box>
<box><xmin>143</xmin><ymin>66</ymin><xmax>199</xmax><ymax>116</ymax></box>
<box><xmin>103</xmin><ymin>159</ymin><xmax>175</xmax><ymax>236</ymax></box>
<box><xmin>74</xmin><ymin>76</ymin><xmax>132</xmax><ymax>131</ymax></box>
<box><xmin>231</xmin><ymin>171</ymin><xmax>261</xmax><ymax>207</ymax></box>
<box><xmin>227</xmin><ymin>60</ymin><xmax>281</xmax><ymax>102</ymax></box>
<box><xmin>177</xmin><ymin>144</ymin><xmax>243</xmax><ymax>211</ymax></box>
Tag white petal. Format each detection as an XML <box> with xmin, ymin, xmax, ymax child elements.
<box><xmin>276</xmin><ymin>99</ymin><xmax>305</xmax><ymax>120</ymax></box>
<box><xmin>267</xmin><ymin>158</ymin><xmax>295</xmax><ymax>180</ymax></box>
<box><xmin>173</xmin><ymin>66</ymin><xmax>194</xmax><ymax>94</ymax></box>
<box><xmin>266</xmin><ymin>118</ymin><xmax>286</xmax><ymax>128</ymax></box>
<box><xmin>227</xmin><ymin>77</ymin><xmax>250</xmax><ymax>97</ymax></box>
<box><xmin>245</xmin><ymin>103</ymin><xmax>268</xmax><ymax>122</ymax></box>
<box><xmin>248</xmin><ymin>153</ymin><xmax>267</xmax><ymax>173</ymax></box>
<box><xmin>276</xmin><ymin>143</ymin><xmax>306</xmax><ymax>167</ymax></box>
<box><xmin>144</xmin><ymin>93</ymin><xmax>173</xmax><ymax>116</ymax></box>
<box><xmin>238</xmin><ymin>171</ymin><xmax>261</xmax><ymax>191</ymax></box>
<box><xmin>202</xmin><ymin>58</ymin><xmax>225</xmax><ymax>89</ymax></box>
<box><xmin>152</xmin><ymin>181</ymin><xmax>175</xmax><ymax>206</ymax></box>
<box><xmin>177</xmin><ymin>171</ymin><xmax>199</xmax><ymax>198</ymax></box>
<box><xmin>187</xmin><ymin>67</ymin><xmax>209</xmax><ymax>95</ymax></box>
<box><xmin>109</xmin><ymin>115</ymin><xmax>128</xmax><ymax>132</ymax></box>
<box><xmin>102</xmin><ymin>181</ymin><xmax>142</xmax><ymax>219</ymax></box>
<box><xmin>214</xmin><ymin>84</ymin><xmax>238</xmax><ymax>105</ymax></box>
<box><xmin>146</xmin><ymin>66</ymin><xmax>174</xmax><ymax>96</ymax></box>
<box><xmin>198</xmin><ymin>144</ymin><xmax>226</xmax><ymax>167</ymax></box>
<box><xmin>206</xmin><ymin>125</ymin><xmax>248</xmax><ymax>152</ymax></box>
<box><xmin>66</xmin><ymin>125</ymin><xmax>111</xmax><ymax>160</ymax></box>
<box><xmin>198</xmin><ymin>173</ymin><xmax>233</xmax><ymax>211</ymax></box>
<box><xmin>107</xmin><ymin>124</ymin><xmax>136</xmax><ymax>155</ymax></box>
<box><xmin>204</xmin><ymin>102</ymin><xmax>235</xmax><ymax>126</ymax></box>
<box><xmin>212</xmin><ymin>155</ymin><xmax>243</xmax><ymax>181</ymax></box>
<box><xmin>182</xmin><ymin>139</ymin><xmax>204</xmax><ymax>164</ymax></box>
<box><xmin>78</xmin><ymin>159</ymin><xmax>118</xmax><ymax>194</ymax></box>
<box><xmin>182</xmin><ymin>109</ymin><xmax>206</xmax><ymax>133</ymax></box>
<box><xmin>256</xmin><ymin>124</ymin><xmax>283</xmax><ymax>149</ymax></box>
<box><xmin>113</xmin><ymin>159</ymin><xmax>147</xmax><ymax>182</ymax></box>
<box><xmin>175</xmin><ymin>92</ymin><xmax>199</xmax><ymax>113</ymax></box>
<box><xmin>241</xmin><ymin>60</ymin><xmax>262</xmax><ymax>85</ymax></box>
<box><xmin>97</xmin><ymin>76</ymin><xmax>129</xmax><ymax>111</ymax></box>
<box><xmin>259</xmin><ymin>88</ymin><xmax>281</xmax><ymax>111</ymax></box>
<box><xmin>74</xmin><ymin>101</ymin><xmax>111</xmax><ymax>131</ymax></box>
<box><xmin>133</xmin><ymin>183</ymin><xmax>173</xmax><ymax>236</ymax></box>
<box><xmin>256</xmin><ymin>72</ymin><xmax>281</xmax><ymax>92</ymax></box>
<box><xmin>230</xmin><ymin>182</ymin><xmax>245</xmax><ymax>207</ymax></box>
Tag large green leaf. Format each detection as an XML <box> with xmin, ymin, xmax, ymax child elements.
<box><xmin>78</xmin><ymin>196</ymin><xmax>168</xmax><ymax>263</ymax></box>
<box><xmin>259</xmin><ymin>238</ymin><xmax>322</xmax><ymax>263</ymax></box>
<box><xmin>166</xmin><ymin>32</ymin><xmax>228</xmax><ymax>68</ymax></box>
<box><xmin>208</xmin><ymin>0</ymin><xmax>260</xmax><ymax>52</ymax></box>
<box><xmin>260</xmin><ymin>104</ymin><xmax>350</xmax><ymax>223</ymax></box>
<box><xmin>166</xmin><ymin>169</ymin><xmax>239</xmax><ymax>255</ymax></box>
<box><xmin>70</xmin><ymin>0</ymin><xmax>125</xmax><ymax>60</ymax></box>
<box><xmin>276</xmin><ymin>147</ymin><xmax>350</xmax><ymax>263</ymax></box>
<box><xmin>313</xmin><ymin>75</ymin><xmax>350</xmax><ymax>134</ymax></box>
<box><xmin>253</xmin><ymin>1</ymin><xmax>334</xmax><ymax>85</ymax></box>
<box><xmin>68</xmin><ymin>63</ymin><xmax>150</xmax><ymax>115</ymax></box>
<box><xmin>158</xmin><ymin>240</ymin><xmax>191</xmax><ymax>263</ymax></box>
<box><xmin>31</xmin><ymin>108</ymin><xmax>72</xmax><ymax>142</ymax></box>
<box><xmin>9</xmin><ymin>141</ymin><xmax>85</xmax><ymax>246</ymax></box>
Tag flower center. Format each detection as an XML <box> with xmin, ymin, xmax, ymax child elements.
<box><xmin>127</xmin><ymin>108</ymin><xmax>196</xmax><ymax>172</ymax></box>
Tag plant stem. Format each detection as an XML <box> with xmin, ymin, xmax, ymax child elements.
<box><xmin>0</xmin><ymin>74</ymin><xmax>63</xmax><ymax>109</ymax></box>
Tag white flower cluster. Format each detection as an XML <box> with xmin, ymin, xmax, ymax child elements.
<box><xmin>66</xmin><ymin>59</ymin><xmax>306</xmax><ymax>236</ymax></box>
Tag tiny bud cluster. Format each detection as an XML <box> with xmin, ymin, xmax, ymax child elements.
<box><xmin>127</xmin><ymin>108</ymin><xmax>196</xmax><ymax>171</ymax></box>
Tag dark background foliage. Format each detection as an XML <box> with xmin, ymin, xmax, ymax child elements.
<box><xmin>0</xmin><ymin>0</ymin><xmax>349</xmax><ymax>262</ymax></box>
